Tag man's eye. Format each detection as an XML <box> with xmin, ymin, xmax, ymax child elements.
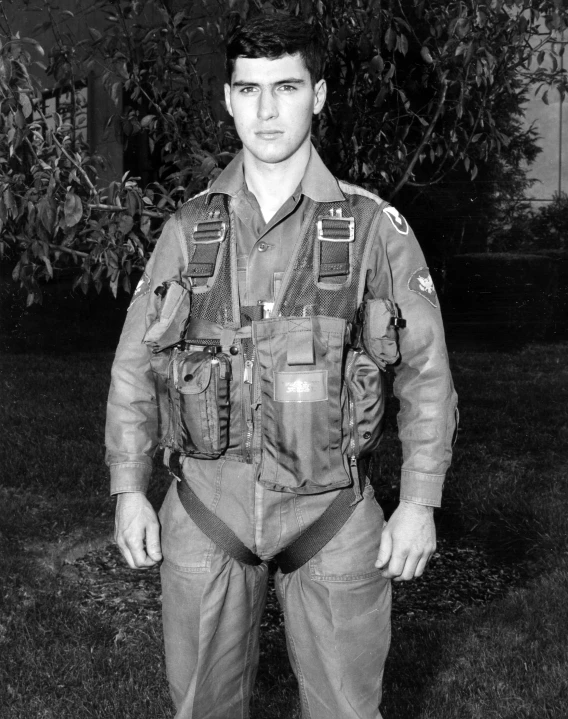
<box><xmin>279</xmin><ymin>85</ymin><xmax>297</xmax><ymax>92</ymax></box>
<box><xmin>239</xmin><ymin>86</ymin><xmax>257</xmax><ymax>94</ymax></box>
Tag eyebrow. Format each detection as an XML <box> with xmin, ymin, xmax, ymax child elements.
<box><xmin>231</xmin><ymin>77</ymin><xmax>307</xmax><ymax>87</ymax></box>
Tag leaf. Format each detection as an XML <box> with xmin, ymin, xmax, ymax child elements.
<box><xmin>421</xmin><ymin>46</ymin><xmax>434</xmax><ymax>64</ymax></box>
<box><xmin>38</xmin><ymin>198</ymin><xmax>56</xmax><ymax>233</ymax></box>
<box><xmin>118</xmin><ymin>215</ymin><xmax>134</xmax><ymax>235</ymax></box>
<box><xmin>110</xmin><ymin>82</ymin><xmax>122</xmax><ymax>107</ymax></box>
<box><xmin>397</xmin><ymin>34</ymin><xmax>409</xmax><ymax>56</ymax></box>
<box><xmin>141</xmin><ymin>114</ymin><xmax>155</xmax><ymax>129</ymax></box>
<box><xmin>126</xmin><ymin>191</ymin><xmax>139</xmax><ymax>217</ymax></box>
<box><xmin>385</xmin><ymin>27</ymin><xmax>396</xmax><ymax>52</ymax></box>
<box><xmin>42</xmin><ymin>255</ymin><xmax>53</xmax><ymax>279</ymax></box>
<box><xmin>14</xmin><ymin>108</ymin><xmax>26</xmax><ymax>130</ymax></box>
<box><xmin>370</xmin><ymin>54</ymin><xmax>384</xmax><ymax>75</ymax></box>
<box><xmin>64</xmin><ymin>192</ymin><xmax>83</xmax><ymax>227</ymax></box>
<box><xmin>18</xmin><ymin>93</ymin><xmax>33</xmax><ymax>118</ymax></box>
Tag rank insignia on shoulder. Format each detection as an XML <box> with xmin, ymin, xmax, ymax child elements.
<box><xmin>384</xmin><ymin>206</ymin><xmax>409</xmax><ymax>235</ymax></box>
<box><xmin>408</xmin><ymin>267</ymin><xmax>438</xmax><ymax>308</ymax></box>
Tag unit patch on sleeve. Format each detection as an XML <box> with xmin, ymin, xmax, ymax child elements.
<box><xmin>384</xmin><ymin>206</ymin><xmax>409</xmax><ymax>235</ymax></box>
<box><xmin>408</xmin><ymin>267</ymin><xmax>438</xmax><ymax>308</ymax></box>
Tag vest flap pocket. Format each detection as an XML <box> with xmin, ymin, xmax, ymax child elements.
<box><xmin>253</xmin><ymin>315</ymin><xmax>351</xmax><ymax>494</ymax></box>
<box><xmin>143</xmin><ymin>281</ymin><xmax>191</xmax><ymax>352</ymax></box>
<box><xmin>174</xmin><ymin>352</ymin><xmax>212</xmax><ymax>395</ymax></box>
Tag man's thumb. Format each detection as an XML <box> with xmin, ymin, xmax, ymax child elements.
<box><xmin>146</xmin><ymin>523</ymin><xmax>163</xmax><ymax>561</ymax></box>
<box><xmin>375</xmin><ymin>525</ymin><xmax>392</xmax><ymax>569</ymax></box>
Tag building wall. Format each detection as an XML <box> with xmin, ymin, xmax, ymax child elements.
<box><xmin>523</xmin><ymin>29</ymin><xmax>567</xmax><ymax>205</ymax></box>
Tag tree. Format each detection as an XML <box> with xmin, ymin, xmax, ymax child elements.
<box><xmin>0</xmin><ymin>0</ymin><xmax>566</xmax><ymax>303</ymax></box>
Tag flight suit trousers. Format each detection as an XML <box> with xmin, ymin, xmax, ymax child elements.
<box><xmin>159</xmin><ymin>471</ymin><xmax>391</xmax><ymax>719</ymax></box>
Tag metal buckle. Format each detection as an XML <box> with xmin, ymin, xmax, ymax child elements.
<box><xmin>193</xmin><ymin>218</ymin><xmax>227</xmax><ymax>244</ymax></box>
<box><xmin>317</xmin><ymin>209</ymin><xmax>355</xmax><ymax>242</ymax></box>
<box><xmin>257</xmin><ymin>300</ymin><xmax>274</xmax><ymax>319</ymax></box>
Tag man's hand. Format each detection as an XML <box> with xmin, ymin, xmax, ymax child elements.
<box><xmin>115</xmin><ymin>492</ymin><xmax>162</xmax><ymax>569</ymax></box>
<box><xmin>375</xmin><ymin>501</ymin><xmax>436</xmax><ymax>581</ymax></box>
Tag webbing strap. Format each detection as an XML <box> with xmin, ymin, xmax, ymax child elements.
<box><xmin>187</xmin><ymin>217</ymin><xmax>227</xmax><ymax>278</ymax></box>
<box><xmin>177</xmin><ymin>479</ymin><xmax>263</xmax><ymax>566</ymax></box>
<box><xmin>274</xmin><ymin>482</ymin><xmax>359</xmax><ymax>574</ymax></box>
<box><xmin>171</xmin><ymin>456</ymin><xmax>361</xmax><ymax>574</ymax></box>
<box><xmin>317</xmin><ymin>214</ymin><xmax>355</xmax><ymax>279</ymax></box>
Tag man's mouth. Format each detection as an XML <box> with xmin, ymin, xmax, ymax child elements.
<box><xmin>256</xmin><ymin>130</ymin><xmax>284</xmax><ymax>139</ymax></box>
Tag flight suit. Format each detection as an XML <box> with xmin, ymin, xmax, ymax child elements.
<box><xmin>106</xmin><ymin>147</ymin><xmax>457</xmax><ymax>718</ymax></box>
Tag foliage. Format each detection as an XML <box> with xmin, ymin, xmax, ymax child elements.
<box><xmin>0</xmin><ymin>0</ymin><xmax>567</xmax><ymax>302</ymax></box>
<box><xmin>490</xmin><ymin>191</ymin><xmax>568</xmax><ymax>251</ymax></box>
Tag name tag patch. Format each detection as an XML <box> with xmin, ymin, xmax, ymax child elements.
<box><xmin>274</xmin><ymin>371</ymin><xmax>328</xmax><ymax>402</ymax></box>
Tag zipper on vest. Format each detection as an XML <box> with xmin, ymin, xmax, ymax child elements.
<box><xmin>345</xmin><ymin>349</ymin><xmax>359</xmax><ymax>465</ymax></box>
<box><xmin>243</xmin><ymin>347</ymin><xmax>256</xmax><ymax>463</ymax></box>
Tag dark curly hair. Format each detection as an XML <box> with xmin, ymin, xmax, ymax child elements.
<box><xmin>225</xmin><ymin>15</ymin><xmax>326</xmax><ymax>85</ymax></box>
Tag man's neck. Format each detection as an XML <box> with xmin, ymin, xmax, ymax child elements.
<box><xmin>243</xmin><ymin>143</ymin><xmax>311</xmax><ymax>223</ymax></box>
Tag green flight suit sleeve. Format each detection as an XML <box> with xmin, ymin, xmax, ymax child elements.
<box><xmin>105</xmin><ymin>217</ymin><xmax>187</xmax><ymax>495</ymax></box>
<box><xmin>366</xmin><ymin>206</ymin><xmax>458</xmax><ymax>507</ymax></box>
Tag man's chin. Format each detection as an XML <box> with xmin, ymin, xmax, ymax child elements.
<box><xmin>246</xmin><ymin>145</ymin><xmax>297</xmax><ymax>166</ymax></box>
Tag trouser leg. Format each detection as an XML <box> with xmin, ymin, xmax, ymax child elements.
<box><xmin>159</xmin><ymin>480</ymin><xmax>269</xmax><ymax>719</ymax></box>
<box><xmin>275</xmin><ymin>485</ymin><xmax>391</xmax><ymax>719</ymax></box>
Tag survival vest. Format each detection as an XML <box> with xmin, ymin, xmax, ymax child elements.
<box><xmin>145</xmin><ymin>189</ymin><xmax>402</xmax><ymax>497</ymax></box>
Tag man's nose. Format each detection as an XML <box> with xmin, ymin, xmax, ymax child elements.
<box><xmin>257</xmin><ymin>90</ymin><xmax>278</xmax><ymax>120</ymax></box>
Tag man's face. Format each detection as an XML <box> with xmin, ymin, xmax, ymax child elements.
<box><xmin>224</xmin><ymin>53</ymin><xmax>326</xmax><ymax>166</ymax></box>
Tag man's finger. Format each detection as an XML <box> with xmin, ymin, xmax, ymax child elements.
<box><xmin>380</xmin><ymin>552</ymin><xmax>406</xmax><ymax>579</ymax></box>
<box><xmin>116</xmin><ymin>537</ymin><xmax>137</xmax><ymax>569</ymax></box>
<box><xmin>127</xmin><ymin>535</ymin><xmax>157</xmax><ymax>568</ymax></box>
<box><xmin>146</xmin><ymin>522</ymin><xmax>163</xmax><ymax>562</ymax></box>
<box><xmin>393</xmin><ymin>551</ymin><xmax>421</xmax><ymax>582</ymax></box>
<box><xmin>413</xmin><ymin>554</ymin><xmax>429</xmax><ymax>579</ymax></box>
<box><xmin>375</xmin><ymin>526</ymin><xmax>393</xmax><ymax>569</ymax></box>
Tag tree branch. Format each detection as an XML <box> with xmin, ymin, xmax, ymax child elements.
<box><xmin>36</xmin><ymin>106</ymin><xmax>100</xmax><ymax>200</ymax></box>
<box><xmin>88</xmin><ymin>203</ymin><xmax>164</xmax><ymax>219</ymax></box>
<box><xmin>389</xmin><ymin>70</ymin><xmax>449</xmax><ymax>200</ymax></box>
<box><xmin>49</xmin><ymin>243</ymin><xmax>89</xmax><ymax>258</ymax></box>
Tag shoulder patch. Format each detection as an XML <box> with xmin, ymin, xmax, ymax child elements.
<box><xmin>129</xmin><ymin>271</ymin><xmax>151</xmax><ymax>309</ymax></box>
<box><xmin>408</xmin><ymin>267</ymin><xmax>438</xmax><ymax>308</ymax></box>
<box><xmin>384</xmin><ymin>206</ymin><xmax>409</xmax><ymax>235</ymax></box>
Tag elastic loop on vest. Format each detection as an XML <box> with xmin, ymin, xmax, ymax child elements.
<box><xmin>286</xmin><ymin>317</ymin><xmax>315</xmax><ymax>365</ymax></box>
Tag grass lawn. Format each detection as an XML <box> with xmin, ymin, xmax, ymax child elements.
<box><xmin>0</xmin><ymin>342</ymin><xmax>567</xmax><ymax>718</ymax></box>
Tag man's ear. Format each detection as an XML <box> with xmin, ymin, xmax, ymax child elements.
<box><xmin>224</xmin><ymin>83</ymin><xmax>233</xmax><ymax>117</ymax></box>
<box><xmin>313</xmin><ymin>79</ymin><xmax>327</xmax><ymax>116</ymax></box>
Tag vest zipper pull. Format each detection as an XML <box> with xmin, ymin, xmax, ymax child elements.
<box><xmin>244</xmin><ymin>359</ymin><xmax>254</xmax><ymax>384</ymax></box>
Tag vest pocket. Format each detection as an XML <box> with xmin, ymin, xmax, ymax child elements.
<box><xmin>343</xmin><ymin>348</ymin><xmax>385</xmax><ymax>461</ymax></box>
<box><xmin>254</xmin><ymin>316</ymin><xmax>352</xmax><ymax>494</ymax></box>
<box><xmin>167</xmin><ymin>349</ymin><xmax>232</xmax><ymax>459</ymax></box>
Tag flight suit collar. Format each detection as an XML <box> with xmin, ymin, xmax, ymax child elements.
<box><xmin>207</xmin><ymin>145</ymin><xmax>345</xmax><ymax>204</ymax></box>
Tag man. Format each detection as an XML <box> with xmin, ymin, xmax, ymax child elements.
<box><xmin>106</xmin><ymin>15</ymin><xmax>457</xmax><ymax>719</ymax></box>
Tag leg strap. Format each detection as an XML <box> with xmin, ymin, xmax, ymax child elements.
<box><xmin>170</xmin><ymin>453</ymin><xmax>361</xmax><ymax>574</ymax></box>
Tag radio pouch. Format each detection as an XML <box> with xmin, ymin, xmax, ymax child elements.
<box><xmin>361</xmin><ymin>298</ymin><xmax>401</xmax><ymax>369</ymax></box>
<box><xmin>166</xmin><ymin>348</ymin><xmax>232</xmax><ymax>459</ymax></box>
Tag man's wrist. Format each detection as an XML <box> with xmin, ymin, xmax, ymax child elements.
<box><xmin>399</xmin><ymin>500</ymin><xmax>434</xmax><ymax>514</ymax></box>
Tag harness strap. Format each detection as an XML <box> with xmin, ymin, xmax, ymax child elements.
<box><xmin>177</xmin><ymin>479</ymin><xmax>263</xmax><ymax>566</ymax></box>
<box><xmin>184</xmin><ymin>197</ymin><xmax>230</xmax><ymax>280</ymax></box>
<box><xmin>171</xmin><ymin>453</ymin><xmax>362</xmax><ymax>574</ymax></box>
<box><xmin>317</xmin><ymin>212</ymin><xmax>355</xmax><ymax>279</ymax></box>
